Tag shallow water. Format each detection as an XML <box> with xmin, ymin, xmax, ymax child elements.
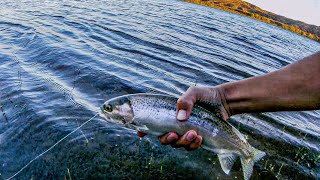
<box><xmin>0</xmin><ymin>0</ymin><xmax>319</xmax><ymax>179</ymax></box>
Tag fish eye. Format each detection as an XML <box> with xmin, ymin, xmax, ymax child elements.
<box><xmin>103</xmin><ymin>104</ymin><xmax>113</xmax><ymax>112</ymax></box>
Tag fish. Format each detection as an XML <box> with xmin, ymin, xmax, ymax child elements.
<box><xmin>100</xmin><ymin>93</ymin><xmax>266</xmax><ymax>180</ymax></box>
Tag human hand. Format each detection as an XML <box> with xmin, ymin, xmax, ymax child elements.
<box><xmin>138</xmin><ymin>86</ymin><xmax>230</xmax><ymax>151</ymax></box>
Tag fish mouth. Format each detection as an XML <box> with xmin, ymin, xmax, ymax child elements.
<box><xmin>99</xmin><ymin>110</ymin><xmax>116</xmax><ymax>123</ymax></box>
<box><xmin>99</xmin><ymin>111</ymin><xmax>110</xmax><ymax>121</ymax></box>
<box><xmin>100</xmin><ymin>106</ymin><xmax>106</xmax><ymax>114</ymax></box>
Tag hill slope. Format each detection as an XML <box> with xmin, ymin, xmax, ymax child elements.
<box><xmin>185</xmin><ymin>0</ymin><xmax>320</xmax><ymax>42</ymax></box>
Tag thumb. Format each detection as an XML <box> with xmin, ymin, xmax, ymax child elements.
<box><xmin>176</xmin><ymin>97</ymin><xmax>195</xmax><ymax>121</ymax></box>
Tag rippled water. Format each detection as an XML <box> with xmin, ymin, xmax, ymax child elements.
<box><xmin>0</xmin><ymin>0</ymin><xmax>319</xmax><ymax>179</ymax></box>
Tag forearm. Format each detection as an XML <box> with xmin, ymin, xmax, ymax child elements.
<box><xmin>219</xmin><ymin>51</ymin><xmax>320</xmax><ymax>116</ymax></box>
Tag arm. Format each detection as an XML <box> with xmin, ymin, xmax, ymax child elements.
<box><xmin>143</xmin><ymin>51</ymin><xmax>320</xmax><ymax>150</ymax></box>
<box><xmin>222</xmin><ymin>51</ymin><xmax>320</xmax><ymax>115</ymax></box>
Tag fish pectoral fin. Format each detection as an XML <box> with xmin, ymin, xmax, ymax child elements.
<box><xmin>217</xmin><ymin>153</ymin><xmax>237</xmax><ymax>174</ymax></box>
<box><xmin>126</xmin><ymin>123</ymin><xmax>149</xmax><ymax>133</ymax></box>
<box><xmin>136</xmin><ymin>125</ymin><xmax>149</xmax><ymax>133</ymax></box>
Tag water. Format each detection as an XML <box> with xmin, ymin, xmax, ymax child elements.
<box><xmin>0</xmin><ymin>0</ymin><xmax>319</xmax><ymax>179</ymax></box>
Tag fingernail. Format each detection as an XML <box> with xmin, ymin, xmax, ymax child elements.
<box><xmin>186</xmin><ymin>132</ymin><xmax>195</xmax><ymax>141</ymax></box>
<box><xmin>166</xmin><ymin>133</ymin><xmax>176</xmax><ymax>142</ymax></box>
<box><xmin>194</xmin><ymin>136</ymin><xmax>201</xmax><ymax>143</ymax></box>
<box><xmin>177</xmin><ymin>110</ymin><xmax>187</xmax><ymax>120</ymax></box>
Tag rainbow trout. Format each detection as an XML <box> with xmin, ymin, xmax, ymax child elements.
<box><xmin>101</xmin><ymin>93</ymin><xmax>265</xmax><ymax>180</ymax></box>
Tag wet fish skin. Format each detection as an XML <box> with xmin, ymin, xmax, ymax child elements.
<box><xmin>101</xmin><ymin>93</ymin><xmax>266</xmax><ymax>180</ymax></box>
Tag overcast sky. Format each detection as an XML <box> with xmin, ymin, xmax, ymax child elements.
<box><xmin>244</xmin><ymin>0</ymin><xmax>320</xmax><ymax>26</ymax></box>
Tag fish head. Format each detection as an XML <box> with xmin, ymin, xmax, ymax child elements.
<box><xmin>101</xmin><ymin>95</ymin><xmax>134</xmax><ymax>125</ymax></box>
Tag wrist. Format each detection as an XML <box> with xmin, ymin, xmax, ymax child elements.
<box><xmin>214</xmin><ymin>85</ymin><xmax>232</xmax><ymax>118</ymax></box>
<box><xmin>217</xmin><ymin>81</ymin><xmax>249</xmax><ymax>117</ymax></box>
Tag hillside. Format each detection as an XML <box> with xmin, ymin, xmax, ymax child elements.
<box><xmin>184</xmin><ymin>0</ymin><xmax>320</xmax><ymax>42</ymax></box>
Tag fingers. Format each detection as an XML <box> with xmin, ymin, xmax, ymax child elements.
<box><xmin>159</xmin><ymin>130</ymin><xmax>202</xmax><ymax>151</ymax></box>
<box><xmin>158</xmin><ymin>132</ymin><xmax>178</xmax><ymax>145</ymax></box>
<box><xmin>174</xmin><ymin>130</ymin><xmax>197</xmax><ymax>147</ymax></box>
<box><xmin>177</xmin><ymin>86</ymin><xmax>231</xmax><ymax>121</ymax></box>
<box><xmin>176</xmin><ymin>87</ymin><xmax>199</xmax><ymax>121</ymax></box>
<box><xmin>176</xmin><ymin>100</ymin><xmax>192</xmax><ymax>121</ymax></box>
<box><xmin>185</xmin><ymin>135</ymin><xmax>202</xmax><ymax>151</ymax></box>
<box><xmin>156</xmin><ymin>86</ymin><xmax>210</xmax><ymax>151</ymax></box>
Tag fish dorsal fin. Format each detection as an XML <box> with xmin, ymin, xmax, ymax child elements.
<box><xmin>218</xmin><ymin>153</ymin><xmax>237</xmax><ymax>174</ymax></box>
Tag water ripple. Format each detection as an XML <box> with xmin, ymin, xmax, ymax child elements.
<box><xmin>0</xmin><ymin>0</ymin><xmax>319</xmax><ymax>179</ymax></box>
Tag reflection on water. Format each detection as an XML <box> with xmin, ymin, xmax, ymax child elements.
<box><xmin>0</xmin><ymin>0</ymin><xmax>319</xmax><ymax>179</ymax></box>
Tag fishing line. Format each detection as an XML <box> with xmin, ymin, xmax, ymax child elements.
<box><xmin>7</xmin><ymin>113</ymin><xmax>99</xmax><ymax>180</ymax></box>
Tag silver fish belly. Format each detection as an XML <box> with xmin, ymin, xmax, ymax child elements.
<box><xmin>101</xmin><ymin>93</ymin><xmax>265</xmax><ymax>180</ymax></box>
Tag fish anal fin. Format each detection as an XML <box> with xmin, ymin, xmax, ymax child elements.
<box><xmin>218</xmin><ymin>153</ymin><xmax>237</xmax><ymax>175</ymax></box>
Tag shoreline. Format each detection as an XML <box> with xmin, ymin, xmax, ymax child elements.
<box><xmin>184</xmin><ymin>0</ymin><xmax>320</xmax><ymax>43</ymax></box>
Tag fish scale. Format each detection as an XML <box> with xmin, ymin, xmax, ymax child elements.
<box><xmin>101</xmin><ymin>93</ymin><xmax>266</xmax><ymax>180</ymax></box>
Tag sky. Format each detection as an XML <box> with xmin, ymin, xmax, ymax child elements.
<box><xmin>244</xmin><ymin>0</ymin><xmax>320</xmax><ymax>26</ymax></box>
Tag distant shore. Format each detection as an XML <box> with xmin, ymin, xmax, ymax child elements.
<box><xmin>184</xmin><ymin>0</ymin><xmax>320</xmax><ymax>43</ymax></box>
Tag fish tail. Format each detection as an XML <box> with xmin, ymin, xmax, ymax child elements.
<box><xmin>240</xmin><ymin>147</ymin><xmax>266</xmax><ymax>180</ymax></box>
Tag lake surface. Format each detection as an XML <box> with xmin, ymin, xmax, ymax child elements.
<box><xmin>0</xmin><ymin>0</ymin><xmax>319</xmax><ymax>179</ymax></box>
